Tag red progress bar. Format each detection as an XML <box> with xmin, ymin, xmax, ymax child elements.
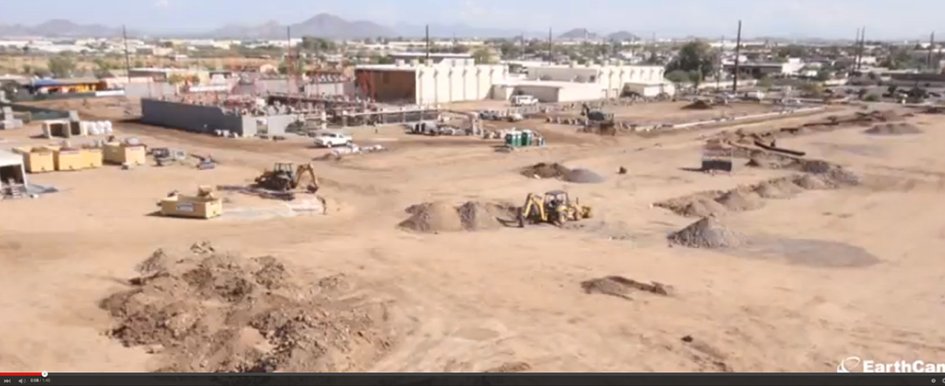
<box><xmin>0</xmin><ymin>372</ymin><xmax>42</xmax><ymax>377</ymax></box>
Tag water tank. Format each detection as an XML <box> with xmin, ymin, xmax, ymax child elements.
<box><xmin>395</xmin><ymin>59</ymin><xmax>406</xmax><ymax>66</ymax></box>
<box><xmin>410</xmin><ymin>59</ymin><xmax>420</xmax><ymax>66</ymax></box>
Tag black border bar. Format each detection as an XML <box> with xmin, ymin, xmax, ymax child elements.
<box><xmin>24</xmin><ymin>373</ymin><xmax>944</xmax><ymax>386</ymax></box>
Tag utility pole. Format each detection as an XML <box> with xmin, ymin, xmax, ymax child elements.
<box><xmin>520</xmin><ymin>32</ymin><xmax>525</xmax><ymax>60</ymax></box>
<box><xmin>857</xmin><ymin>26</ymin><xmax>866</xmax><ymax>71</ymax></box>
<box><xmin>717</xmin><ymin>35</ymin><xmax>724</xmax><ymax>91</ymax></box>
<box><xmin>548</xmin><ymin>27</ymin><xmax>553</xmax><ymax>61</ymax></box>
<box><xmin>853</xmin><ymin>27</ymin><xmax>861</xmax><ymax>71</ymax></box>
<box><xmin>286</xmin><ymin>26</ymin><xmax>293</xmax><ymax>97</ymax></box>
<box><xmin>425</xmin><ymin>24</ymin><xmax>430</xmax><ymax>60</ymax></box>
<box><xmin>122</xmin><ymin>25</ymin><xmax>131</xmax><ymax>83</ymax></box>
<box><xmin>928</xmin><ymin>31</ymin><xmax>936</xmax><ymax>70</ymax></box>
<box><xmin>732</xmin><ymin>20</ymin><xmax>742</xmax><ymax>93</ymax></box>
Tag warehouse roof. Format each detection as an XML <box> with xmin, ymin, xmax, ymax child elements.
<box><xmin>0</xmin><ymin>149</ymin><xmax>23</xmax><ymax>167</ymax></box>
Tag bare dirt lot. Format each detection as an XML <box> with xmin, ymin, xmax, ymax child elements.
<box><xmin>2</xmin><ymin>101</ymin><xmax>944</xmax><ymax>372</ymax></box>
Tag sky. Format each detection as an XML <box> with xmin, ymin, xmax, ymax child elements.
<box><xmin>1</xmin><ymin>0</ymin><xmax>943</xmax><ymax>39</ymax></box>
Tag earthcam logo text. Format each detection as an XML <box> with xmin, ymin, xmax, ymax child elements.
<box><xmin>837</xmin><ymin>356</ymin><xmax>945</xmax><ymax>373</ymax></box>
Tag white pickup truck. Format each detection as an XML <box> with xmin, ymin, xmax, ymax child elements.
<box><xmin>511</xmin><ymin>94</ymin><xmax>539</xmax><ymax>106</ymax></box>
<box><xmin>314</xmin><ymin>132</ymin><xmax>353</xmax><ymax>148</ymax></box>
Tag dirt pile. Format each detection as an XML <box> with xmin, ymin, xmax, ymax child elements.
<box><xmin>753</xmin><ymin>178</ymin><xmax>803</xmax><ymax>199</ymax></box>
<box><xmin>400</xmin><ymin>201</ymin><xmax>516</xmax><ymax>233</ymax></box>
<box><xmin>581</xmin><ymin>276</ymin><xmax>672</xmax><ymax>300</ymax></box>
<box><xmin>799</xmin><ymin>160</ymin><xmax>860</xmax><ymax>187</ymax></box>
<box><xmin>682</xmin><ymin>100</ymin><xmax>713</xmax><ymax>110</ymax></box>
<box><xmin>565</xmin><ymin>168</ymin><xmax>606</xmax><ymax>183</ymax></box>
<box><xmin>399</xmin><ymin>202</ymin><xmax>464</xmax><ymax>233</ymax></box>
<box><xmin>715</xmin><ymin>190</ymin><xmax>765</xmax><ymax>211</ymax></box>
<box><xmin>864</xmin><ymin>123</ymin><xmax>923</xmax><ymax>135</ymax></box>
<box><xmin>100</xmin><ymin>244</ymin><xmax>397</xmax><ymax>372</ymax></box>
<box><xmin>458</xmin><ymin>201</ymin><xmax>518</xmax><ymax>231</ymax></box>
<box><xmin>668</xmin><ymin>217</ymin><xmax>745</xmax><ymax>249</ymax></box>
<box><xmin>521</xmin><ymin>162</ymin><xmax>571</xmax><ymax>179</ymax></box>
<box><xmin>793</xmin><ymin>174</ymin><xmax>831</xmax><ymax>190</ymax></box>
<box><xmin>681</xmin><ymin>197</ymin><xmax>728</xmax><ymax>218</ymax></box>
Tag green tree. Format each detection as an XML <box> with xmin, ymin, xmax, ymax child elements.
<box><xmin>472</xmin><ymin>47</ymin><xmax>495</xmax><ymax>64</ymax></box>
<box><xmin>666</xmin><ymin>40</ymin><xmax>717</xmax><ymax>82</ymax></box>
<box><xmin>688</xmin><ymin>70</ymin><xmax>703</xmax><ymax>88</ymax></box>
<box><xmin>775</xmin><ymin>45</ymin><xmax>808</xmax><ymax>59</ymax></box>
<box><xmin>756</xmin><ymin>76</ymin><xmax>773</xmax><ymax>90</ymax></box>
<box><xmin>665</xmin><ymin>69</ymin><xmax>691</xmax><ymax>89</ymax></box>
<box><xmin>93</xmin><ymin>58</ymin><xmax>113</xmax><ymax>78</ymax></box>
<box><xmin>47</xmin><ymin>55</ymin><xmax>76</xmax><ymax>78</ymax></box>
<box><xmin>800</xmin><ymin>82</ymin><xmax>825</xmax><ymax>98</ymax></box>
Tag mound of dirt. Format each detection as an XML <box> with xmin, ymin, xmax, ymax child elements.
<box><xmin>683</xmin><ymin>100</ymin><xmax>713</xmax><ymax>110</ymax></box>
<box><xmin>581</xmin><ymin>276</ymin><xmax>672</xmax><ymax>300</ymax></box>
<box><xmin>798</xmin><ymin>160</ymin><xmax>860</xmax><ymax>187</ymax></box>
<box><xmin>715</xmin><ymin>190</ymin><xmax>765</xmax><ymax>211</ymax></box>
<box><xmin>681</xmin><ymin>197</ymin><xmax>728</xmax><ymax>218</ymax></box>
<box><xmin>100</xmin><ymin>245</ymin><xmax>396</xmax><ymax>372</ymax></box>
<box><xmin>521</xmin><ymin>162</ymin><xmax>570</xmax><ymax>179</ymax></box>
<box><xmin>864</xmin><ymin>123</ymin><xmax>923</xmax><ymax>135</ymax></box>
<box><xmin>565</xmin><ymin>168</ymin><xmax>606</xmax><ymax>183</ymax></box>
<box><xmin>400</xmin><ymin>201</ymin><xmax>516</xmax><ymax>233</ymax></box>
<box><xmin>793</xmin><ymin>174</ymin><xmax>831</xmax><ymax>190</ymax></box>
<box><xmin>753</xmin><ymin>178</ymin><xmax>802</xmax><ymax>199</ymax></box>
<box><xmin>399</xmin><ymin>202</ymin><xmax>464</xmax><ymax>233</ymax></box>
<box><xmin>457</xmin><ymin>201</ymin><xmax>517</xmax><ymax>231</ymax></box>
<box><xmin>668</xmin><ymin>217</ymin><xmax>745</xmax><ymax>249</ymax></box>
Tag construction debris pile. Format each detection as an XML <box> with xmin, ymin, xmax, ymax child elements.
<box><xmin>398</xmin><ymin>201</ymin><xmax>517</xmax><ymax>233</ymax></box>
<box><xmin>100</xmin><ymin>244</ymin><xmax>398</xmax><ymax>372</ymax></box>
<box><xmin>581</xmin><ymin>275</ymin><xmax>672</xmax><ymax>301</ymax></box>
<box><xmin>520</xmin><ymin>162</ymin><xmax>605</xmax><ymax>183</ymax></box>
<box><xmin>864</xmin><ymin>123</ymin><xmax>923</xmax><ymax>135</ymax></box>
<box><xmin>668</xmin><ymin>217</ymin><xmax>745</xmax><ymax>249</ymax></box>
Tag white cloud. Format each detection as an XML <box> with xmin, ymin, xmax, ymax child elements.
<box><xmin>154</xmin><ymin>0</ymin><xmax>170</xmax><ymax>9</ymax></box>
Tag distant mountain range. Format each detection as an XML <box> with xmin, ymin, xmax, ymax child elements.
<box><xmin>0</xmin><ymin>14</ymin><xmax>642</xmax><ymax>41</ymax></box>
<box><xmin>0</xmin><ymin>19</ymin><xmax>133</xmax><ymax>38</ymax></box>
<box><xmin>208</xmin><ymin>14</ymin><xmax>395</xmax><ymax>39</ymax></box>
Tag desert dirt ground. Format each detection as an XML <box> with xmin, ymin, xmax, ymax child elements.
<box><xmin>1</xmin><ymin>100</ymin><xmax>944</xmax><ymax>372</ymax></box>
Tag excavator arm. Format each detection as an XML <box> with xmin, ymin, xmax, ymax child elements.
<box><xmin>293</xmin><ymin>164</ymin><xmax>320</xmax><ymax>193</ymax></box>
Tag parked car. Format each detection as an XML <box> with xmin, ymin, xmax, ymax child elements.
<box><xmin>314</xmin><ymin>132</ymin><xmax>353</xmax><ymax>148</ymax></box>
<box><xmin>510</xmin><ymin>95</ymin><xmax>539</xmax><ymax>106</ymax></box>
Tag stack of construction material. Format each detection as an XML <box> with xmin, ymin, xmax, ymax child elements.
<box><xmin>0</xmin><ymin>107</ymin><xmax>23</xmax><ymax>130</ymax></box>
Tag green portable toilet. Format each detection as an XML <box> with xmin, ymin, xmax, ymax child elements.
<box><xmin>522</xmin><ymin>130</ymin><xmax>533</xmax><ymax>147</ymax></box>
<box><xmin>505</xmin><ymin>131</ymin><xmax>518</xmax><ymax>147</ymax></box>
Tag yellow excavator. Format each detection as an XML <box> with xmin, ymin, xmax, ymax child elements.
<box><xmin>254</xmin><ymin>162</ymin><xmax>320</xmax><ymax>194</ymax></box>
<box><xmin>518</xmin><ymin>190</ymin><xmax>593</xmax><ymax>227</ymax></box>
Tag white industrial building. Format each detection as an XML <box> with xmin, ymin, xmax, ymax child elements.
<box><xmin>355</xmin><ymin>58</ymin><xmax>508</xmax><ymax>105</ymax></box>
<box><xmin>501</xmin><ymin>63</ymin><xmax>675</xmax><ymax>101</ymax></box>
<box><xmin>354</xmin><ymin>59</ymin><xmax>674</xmax><ymax>105</ymax></box>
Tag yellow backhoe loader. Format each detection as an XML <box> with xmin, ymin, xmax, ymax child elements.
<box><xmin>254</xmin><ymin>162</ymin><xmax>320</xmax><ymax>194</ymax></box>
<box><xmin>518</xmin><ymin>190</ymin><xmax>592</xmax><ymax>227</ymax></box>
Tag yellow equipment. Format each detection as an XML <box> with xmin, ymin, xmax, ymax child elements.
<box><xmin>518</xmin><ymin>190</ymin><xmax>592</xmax><ymax>227</ymax></box>
<box><xmin>159</xmin><ymin>186</ymin><xmax>223</xmax><ymax>219</ymax></box>
<box><xmin>254</xmin><ymin>162</ymin><xmax>320</xmax><ymax>193</ymax></box>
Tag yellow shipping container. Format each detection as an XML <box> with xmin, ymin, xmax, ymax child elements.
<box><xmin>160</xmin><ymin>195</ymin><xmax>223</xmax><ymax>219</ymax></box>
<box><xmin>82</xmin><ymin>148</ymin><xmax>104</xmax><ymax>168</ymax></box>
<box><xmin>103</xmin><ymin>143</ymin><xmax>147</xmax><ymax>166</ymax></box>
<box><xmin>48</xmin><ymin>146</ymin><xmax>86</xmax><ymax>171</ymax></box>
<box><xmin>13</xmin><ymin>147</ymin><xmax>55</xmax><ymax>173</ymax></box>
